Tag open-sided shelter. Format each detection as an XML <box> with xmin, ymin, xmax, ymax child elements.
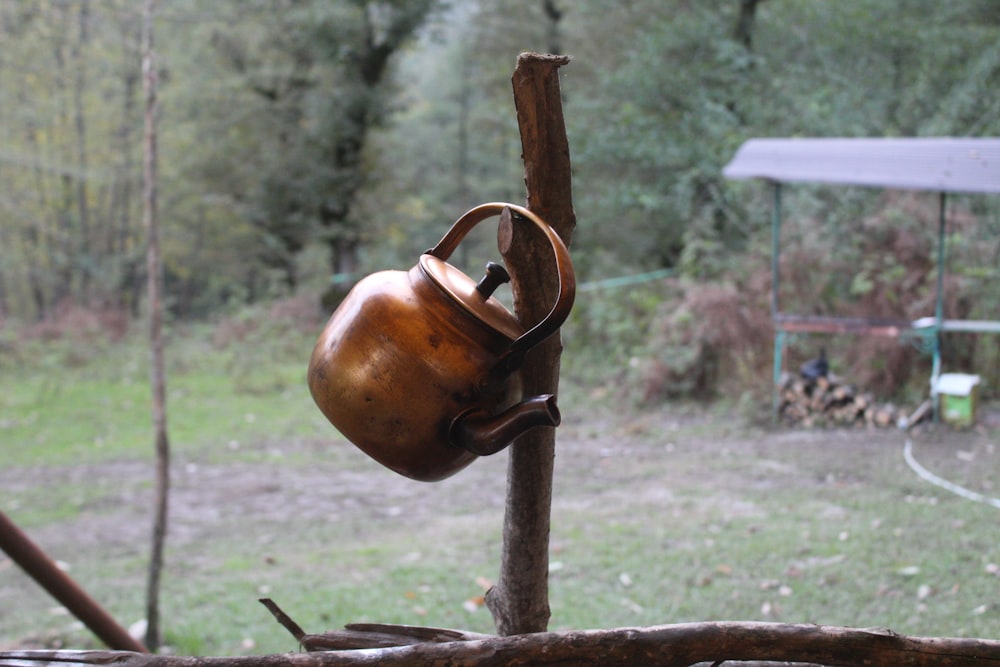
<box><xmin>722</xmin><ymin>137</ymin><xmax>1000</xmax><ymax>417</ymax></box>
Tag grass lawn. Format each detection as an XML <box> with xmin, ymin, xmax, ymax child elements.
<box><xmin>1</xmin><ymin>315</ymin><xmax>998</xmax><ymax>654</ymax></box>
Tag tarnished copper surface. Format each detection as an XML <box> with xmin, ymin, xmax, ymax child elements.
<box><xmin>308</xmin><ymin>203</ymin><xmax>574</xmax><ymax>481</ymax></box>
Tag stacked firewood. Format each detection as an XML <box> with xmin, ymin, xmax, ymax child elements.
<box><xmin>778</xmin><ymin>372</ymin><xmax>902</xmax><ymax>428</ymax></box>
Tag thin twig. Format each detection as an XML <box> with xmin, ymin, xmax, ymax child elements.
<box><xmin>258</xmin><ymin>599</ymin><xmax>305</xmax><ymax>642</ymax></box>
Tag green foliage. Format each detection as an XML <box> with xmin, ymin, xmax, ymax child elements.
<box><xmin>1</xmin><ymin>0</ymin><xmax>999</xmax><ymax>397</ymax></box>
<box><xmin>168</xmin><ymin>0</ymin><xmax>439</xmax><ymax>289</ymax></box>
<box><xmin>561</xmin><ymin>281</ymin><xmax>665</xmax><ymax>391</ymax></box>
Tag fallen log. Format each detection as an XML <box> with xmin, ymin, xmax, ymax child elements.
<box><xmin>3</xmin><ymin>622</ymin><xmax>1000</xmax><ymax>667</ymax></box>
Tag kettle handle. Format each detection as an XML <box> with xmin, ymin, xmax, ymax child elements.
<box><xmin>428</xmin><ymin>202</ymin><xmax>576</xmax><ymax>367</ymax></box>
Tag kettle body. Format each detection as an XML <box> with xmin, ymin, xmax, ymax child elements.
<box><xmin>307</xmin><ymin>203</ymin><xmax>574</xmax><ymax>481</ymax></box>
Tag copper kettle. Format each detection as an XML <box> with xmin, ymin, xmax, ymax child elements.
<box><xmin>308</xmin><ymin>202</ymin><xmax>575</xmax><ymax>482</ymax></box>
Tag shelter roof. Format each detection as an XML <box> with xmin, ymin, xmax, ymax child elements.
<box><xmin>722</xmin><ymin>137</ymin><xmax>1000</xmax><ymax>194</ymax></box>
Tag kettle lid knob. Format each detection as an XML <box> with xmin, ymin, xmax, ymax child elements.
<box><xmin>475</xmin><ymin>262</ymin><xmax>511</xmax><ymax>298</ymax></box>
<box><xmin>418</xmin><ymin>254</ymin><xmax>523</xmax><ymax>340</ymax></box>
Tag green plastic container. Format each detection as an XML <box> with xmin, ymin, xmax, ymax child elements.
<box><xmin>934</xmin><ymin>373</ymin><xmax>981</xmax><ymax>428</ymax></box>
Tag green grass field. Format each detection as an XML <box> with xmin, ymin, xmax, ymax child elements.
<box><xmin>2</xmin><ymin>314</ymin><xmax>999</xmax><ymax>654</ymax></box>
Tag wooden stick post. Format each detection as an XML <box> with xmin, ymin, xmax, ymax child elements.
<box><xmin>484</xmin><ymin>52</ymin><xmax>575</xmax><ymax>636</ymax></box>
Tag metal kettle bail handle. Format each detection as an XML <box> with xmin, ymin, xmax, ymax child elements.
<box><xmin>428</xmin><ymin>202</ymin><xmax>576</xmax><ymax>363</ymax></box>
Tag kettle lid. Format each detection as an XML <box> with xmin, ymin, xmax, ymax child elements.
<box><xmin>419</xmin><ymin>255</ymin><xmax>523</xmax><ymax>340</ymax></box>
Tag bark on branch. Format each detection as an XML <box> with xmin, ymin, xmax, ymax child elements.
<box><xmin>485</xmin><ymin>51</ymin><xmax>575</xmax><ymax>636</ymax></box>
<box><xmin>4</xmin><ymin>622</ymin><xmax>1000</xmax><ymax>667</ymax></box>
<box><xmin>142</xmin><ymin>0</ymin><xmax>171</xmax><ymax>652</ymax></box>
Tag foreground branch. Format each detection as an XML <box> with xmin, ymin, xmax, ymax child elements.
<box><xmin>4</xmin><ymin>622</ymin><xmax>1000</xmax><ymax>667</ymax></box>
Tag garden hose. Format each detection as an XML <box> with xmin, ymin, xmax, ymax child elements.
<box><xmin>903</xmin><ymin>439</ymin><xmax>1000</xmax><ymax>509</ymax></box>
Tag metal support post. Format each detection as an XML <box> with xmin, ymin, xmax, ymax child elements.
<box><xmin>931</xmin><ymin>192</ymin><xmax>947</xmax><ymax>422</ymax></box>
<box><xmin>771</xmin><ymin>182</ymin><xmax>783</xmax><ymax>421</ymax></box>
<box><xmin>770</xmin><ymin>182</ymin><xmax>782</xmax><ymax>319</ymax></box>
<box><xmin>773</xmin><ymin>330</ymin><xmax>786</xmax><ymax>420</ymax></box>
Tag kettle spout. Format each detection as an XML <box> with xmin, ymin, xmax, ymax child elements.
<box><xmin>450</xmin><ymin>394</ymin><xmax>561</xmax><ymax>456</ymax></box>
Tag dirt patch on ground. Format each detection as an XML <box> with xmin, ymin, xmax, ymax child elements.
<box><xmin>2</xmin><ymin>402</ymin><xmax>998</xmax><ymax>650</ymax></box>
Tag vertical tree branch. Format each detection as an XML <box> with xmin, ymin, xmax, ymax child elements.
<box><xmin>142</xmin><ymin>0</ymin><xmax>169</xmax><ymax>652</ymax></box>
<box><xmin>485</xmin><ymin>52</ymin><xmax>575</xmax><ymax>636</ymax></box>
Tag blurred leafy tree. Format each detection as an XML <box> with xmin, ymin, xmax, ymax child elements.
<box><xmin>0</xmin><ymin>0</ymin><xmax>998</xmax><ymax>337</ymax></box>
<box><xmin>0</xmin><ymin>0</ymin><xmax>145</xmax><ymax>320</ymax></box>
<box><xmin>201</xmin><ymin>0</ymin><xmax>439</xmax><ymax>291</ymax></box>
<box><xmin>356</xmin><ymin>0</ymin><xmax>567</xmax><ymax>278</ymax></box>
<box><xmin>560</xmin><ymin>0</ymin><xmax>1000</xmax><ymax>280</ymax></box>
<box><xmin>363</xmin><ymin>0</ymin><xmax>998</xmax><ymax>397</ymax></box>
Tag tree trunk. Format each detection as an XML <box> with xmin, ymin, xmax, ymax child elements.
<box><xmin>733</xmin><ymin>0</ymin><xmax>763</xmax><ymax>50</ymax></box>
<box><xmin>485</xmin><ymin>52</ymin><xmax>575</xmax><ymax>636</ymax></box>
<box><xmin>0</xmin><ymin>267</ymin><xmax>8</xmax><ymax>319</ymax></box>
<box><xmin>23</xmin><ymin>114</ymin><xmax>51</xmax><ymax>320</ymax></box>
<box><xmin>542</xmin><ymin>1</ymin><xmax>563</xmax><ymax>55</ymax></box>
<box><xmin>112</xmin><ymin>36</ymin><xmax>140</xmax><ymax>314</ymax></box>
<box><xmin>51</xmin><ymin>10</ymin><xmax>76</xmax><ymax>308</ymax></box>
<box><xmin>142</xmin><ymin>0</ymin><xmax>170</xmax><ymax>652</ymax></box>
<box><xmin>71</xmin><ymin>0</ymin><xmax>92</xmax><ymax>301</ymax></box>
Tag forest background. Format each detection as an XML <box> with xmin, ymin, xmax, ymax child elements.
<box><xmin>2</xmin><ymin>0</ymin><xmax>1000</xmax><ymax>407</ymax></box>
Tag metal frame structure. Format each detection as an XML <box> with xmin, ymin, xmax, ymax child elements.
<box><xmin>723</xmin><ymin>137</ymin><xmax>1000</xmax><ymax>417</ymax></box>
